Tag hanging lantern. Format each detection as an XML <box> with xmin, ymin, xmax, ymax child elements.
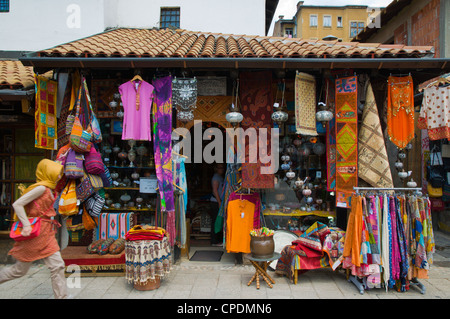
<box><xmin>271</xmin><ymin>109</ymin><xmax>288</xmax><ymax>125</ymax></box>
<box><xmin>316</xmin><ymin>102</ymin><xmax>333</xmax><ymax>125</ymax></box>
<box><xmin>226</xmin><ymin>111</ymin><xmax>243</xmax><ymax>126</ymax></box>
<box><xmin>286</xmin><ymin>169</ymin><xmax>296</xmax><ymax>179</ymax></box>
<box><xmin>407</xmin><ymin>178</ymin><xmax>417</xmax><ymax>188</ymax></box>
<box><xmin>177</xmin><ymin>110</ymin><xmax>194</xmax><ymax>123</ymax></box>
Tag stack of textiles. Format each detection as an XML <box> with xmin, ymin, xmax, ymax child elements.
<box><xmin>125</xmin><ymin>225</ymin><xmax>167</xmax><ymax>241</ymax></box>
<box><xmin>343</xmin><ymin>193</ymin><xmax>435</xmax><ymax>292</ymax></box>
<box><xmin>275</xmin><ymin>222</ymin><xmax>346</xmax><ymax>283</ymax></box>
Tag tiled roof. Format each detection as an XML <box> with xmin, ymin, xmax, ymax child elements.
<box><xmin>36</xmin><ymin>28</ymin><xmax>434</xmax><ymax>59</ymax></box>
<box><xmin>0</xmin><ymin>60</ymin><xmax>35</xmax><ymax>89</ymax></box>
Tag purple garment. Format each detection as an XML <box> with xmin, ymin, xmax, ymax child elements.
<box><xmin>389</xmin><ymin>197</ymin><xmax>400</xmax><ymax>280</ymax></box>
<box><xmin>119</xmin><ymin>80</ymin><xmax>154</xmax><ymax>141</ymax></box>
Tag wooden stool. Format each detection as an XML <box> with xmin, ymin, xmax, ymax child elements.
<box><xmin>244</xmin><ymin>253</ymin><xmax>281</xmax><ymax>289</ymax></box>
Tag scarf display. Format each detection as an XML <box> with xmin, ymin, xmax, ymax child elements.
<box><xmin>152</xmin><ymin>75</ymin><xmax>175</xmax><ymax>246</ymax></box>
<box><xmin>343</xmin><ymin>193</ymin><xmax>434</xmax><ymax>292</ymax></box>
<box><xmin>358</xmin><ymin>82</ymin><xmax>393</xmax><ymax>188</ymax></box>
<box><xmin>418</xmin><ymin>85</ymin><xmax>450</xmax><ymax>141</ymax></box>
<box><xmin>387</xmin><ymin>75</ymin><xmax>415</xmax><ymax>149</ymax></box>
<box><xmin>125</xmin><ymin>236</ymin><xmax>172</xmax><ymax>284</ymax></box>
<box><xmin>173</xmin><ymin>156</ymin><xmax>187</xmax><ymax>247</ymax></box>
<box><xmin>239</xmin><ymin>71</ymin><xmax>274</xmax><ymax>189</ymax></box>
<box><xmin>335</xmin><ymin>75</ymin><xmax>358</xmax><ymax>208</ymax></box>
<box><xmin>35</xmin><ymin>75</ymin><xmax>58</xmax><ymax>150</ymax></box>
<box><xmin>295</xmin><ymin>72</ymin><xmax>318</xmax><ymax>136</ymax></box>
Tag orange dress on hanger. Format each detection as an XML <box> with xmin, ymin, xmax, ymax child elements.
<box><xmin>226</xmin><ymin>199</ymin><xmax>255</xmax><ymax>254</ymax></box>
<box><xmin>387</xmin><ymin>75</ymin><xmax>415</xmax><ymax>149</ymax></box>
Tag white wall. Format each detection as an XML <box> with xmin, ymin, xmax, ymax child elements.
<box><xmin>0</xmin><ymin>0</ymin><xmax>105</xmax><ymax>51</ymax></box>
<box><xmin>0</xmin><ymin>0</ymin><xmax>266</xmax><ymax>52</ymax></box>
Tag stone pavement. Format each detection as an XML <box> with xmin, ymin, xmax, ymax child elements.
<box><xmin>0</xmin><ymin>231</ymin><xmax>449</xmax><ymax>300</ymax></box>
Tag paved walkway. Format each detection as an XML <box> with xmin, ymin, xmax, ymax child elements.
<box><xmin>0</xmin><ymin>231</ymin><xmax>449</xmax><ymax>300</ymax></box>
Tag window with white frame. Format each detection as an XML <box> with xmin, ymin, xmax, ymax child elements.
<box><xmin>323</xmin><ymin>15</ymin><xmax>331</xmax><ymax>27</ymax></box>
<box><xmin>310</xmin><ymin>14</ymin><xmax>318</xmax><ymax>27</ymax></box>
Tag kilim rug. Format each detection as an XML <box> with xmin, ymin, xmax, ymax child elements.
<box><xmin>358</xmin><ymin>82</ymin><xmax>394</xmax><ymax>188</ymax></box>
<box><xmin>239</xmin><ymin>71</ymin><xmax>274</xmax><ymax>189</ymax></box>
<box><xmin>95</xmin><ymin>212</ymin><xmax>135</xmax><ymax>241</ymax></box>
<box><xmin>295</xmin><ymin>72</ymin><xmax>318</xmax><ymax>136</ymax></box>
<box><xmin>335</xmin><ymin>76</ymin><xmax>358</xmax><ymax>208</ymax></box>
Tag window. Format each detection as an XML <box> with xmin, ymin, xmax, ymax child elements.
<box><xmin>350</xmin><ymin>21</ymin><xmax>365</xmax><ymax>37</ymax></box>
<box><xmin>310</xmin><ymin>14</ymin><xmax>318</xmax><ymax>27</ymax></box>
<box><xmin>160</xmin><ymin>7</ymin><xmax>180</xmax><ymax>29</ymax></box>
<box><xmin>337</xmin><ymin>16</ymin><xmax>343</xmax><ymax>28</ymax></box>
<box><xmin>323</xmin><ymin>15</ymin><xmax>331</xmax><ymax>27</ymax></box>
<box><xmin>285</xmin><ymin>28</ymin><xmax>293</xmax><ymax>38</ymax></box>
<box><xmin>0</xmin><ymin>0</ymin><xmax>9</xmax><ymax>13</ymax></box>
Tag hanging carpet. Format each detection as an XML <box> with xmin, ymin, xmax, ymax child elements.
<box><xmin>295</xmin><ymin>72</ymin><xmax>318</xmax><ymax>136</ymax></box>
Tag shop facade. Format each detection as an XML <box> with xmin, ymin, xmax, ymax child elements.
<box><xmin>17</xmin><ymin>27</ymin><xmax>450</xmax><ymax>292</ymax></box>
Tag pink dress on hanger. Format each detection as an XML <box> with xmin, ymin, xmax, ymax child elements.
<box><xmin>119</xmin><ymin>80</ymin><xmax>155</xmax><ymax>141</ymax></box>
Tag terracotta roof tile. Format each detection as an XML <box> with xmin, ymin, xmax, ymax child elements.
<box><xmin>0</xmin><ymin>60</ymin><xmax>35</xmax><ymax>89</ymax></box>
<box><xmin>36</xmin><ymin>28</ymin><xmax>435</xmax><ymax>59</ymax></box>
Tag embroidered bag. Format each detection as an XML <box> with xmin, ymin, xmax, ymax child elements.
<box><xmin>84</xmin><ymin>192</ymin><xmax>105</xmax><ymax>217</ymax></box>
<box><xmin>99</xmin><ymin>164</ymin><xmax>112</xmax><ymax>188</ymax></box>
<box><xmin>428</xmin><ymin>183</ymin><xmax>443</xmax><ymax>197</ymax></box>
<box><xmin>65</xmin><ymin>149</ymin><xmax>84</xmax><ymax>179</ymax></box>
<box><xmin>9</xmin><ymin>217</ymin><xmax>41</xmax><ymax>241</ymax></box>
<box><xmin>76</xmin><ymin>173</ymin><xmax>95</xmax><ymax>202</ymax></box>
<box><xmin>82</xmin><ymin>79</ymin><xmax>102</xmax><ymax>144</ymax></box>
<box><xmin>70</xmin><ymin>81</ymin><xmax>92</xmax><ymax>153</ymax></box>
<box><xmin>58</xmin><ymin>180</ymin><xmax>78</xmax><ymax>216</ymax></box>
<box><xmin>82</xmin><ymin>206</ymin><xmax>97</xmax><ymax>231</ymax></box>
<box><xmin>55</xmin><ymin>143</ymin><xmax>71</xmax><ymax>166</ymax></box>
<box><xmin>84</xmin><ymin>146</ymin><xmax>105</xmax><ymax>175</ymax></box>
<box><xmin>88</xmin><ymin>173</ymin><xmax>104</xmax><ymax>190</ymax></box>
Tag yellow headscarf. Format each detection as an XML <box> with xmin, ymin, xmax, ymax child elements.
<box><xmin>22</xmin><ymin>159</ymin><xmax>64</xmax><ymax>195</ymax></box>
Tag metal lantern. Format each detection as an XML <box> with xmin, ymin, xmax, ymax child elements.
<box><xmin>226</xmin><ymin>111</ymin><xmax>244</xmax><ymax>126</ymax></box>
<box><xmin>271</xmin><ymin>109</ymin><xmax>288</xmax><ymax>125</ymax></box>
<box><xmin>286</xmin><ymin>169</ymin><xmax>296</xmax><ymax>179</ymax></box>
<box><xmin>316</xmin><ymin>102</ymin><xmax>333</xmax><ymax>125</ymax></box>
<box><xmin>172</xmin><ymin>77</ymin><xmax>198</xmax><ymax>110</ymax></box>
<box><xmin>177</xmin><ymin>110</ymin><xmax>194</xmax><ymax>123</ymax></box>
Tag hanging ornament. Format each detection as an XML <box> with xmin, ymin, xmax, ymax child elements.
<box><xmin>226</xmin><ymin>79</ymin><xmax>244</xmax><ymax>127</ymax></box>
<box><xmin>173</xmin><ymin>77</ymin><xmax>197</xmax><ymax>124</ymax></box>
<box><xmin>286</xmin><ymin>169</ymin><xmax>296</xmax><ymax>179</ymax></box>
<box><xmin>316</xmin><ymin>101</ymin><xmax>334</xmax><ymax>125</ymax></box>
<box><xmin>272</xmin><ymin>79</ymin><xmax>288</xmax><ymax>126</ymax></box>
<box><xmin>407</xmin><ymin>178</ymin><xmax>417</xmax><ymax>188</ymax></box>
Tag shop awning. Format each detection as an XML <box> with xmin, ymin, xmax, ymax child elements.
<box><xmin>19</xmin><ymin>28</ymin><xmax>450</xmax><ymax>71</ymax></box>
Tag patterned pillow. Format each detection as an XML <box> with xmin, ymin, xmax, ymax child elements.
<box><xmin>87</xmin><ymin>239</ymin><xmax>105</xmax><ymax>254</ymax></box>
<box><xmin>98</xmin><ymin>237</ymin><xmax>115</xmax><ymax>255</ymax></box>
<box><xmin>108</xmin><ymin>238</ymin><xmax>126</xmax><ymax>254</ymax></box>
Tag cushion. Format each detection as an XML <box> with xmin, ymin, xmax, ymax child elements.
<box><xmin>87</xmin><ymin>239</ymin><xmax>105</xmax><ymax>254</ymax></box>
<box><xmin>109</xmin><ymin>238</ymin><xmax>126</xmax><ymax>254</ymax></box>
<box><xmin>98</xmin><ymin>237</ymin><xmax>115</xmax><ymax>255</ymax></box>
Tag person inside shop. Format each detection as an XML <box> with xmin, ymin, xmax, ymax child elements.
<box><xmin>210</xmin><ymin>163</ymin><xmax>225</xmax><ymax>246</ymax></box>
<box><xmin>0</xmin><ymin>159</ymin><xmax>68</xmax><ymax>299</ymax></box>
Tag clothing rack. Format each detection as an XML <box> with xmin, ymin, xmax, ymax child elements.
<box><xmin>346</xmin><ymin>187</ymin><xmax>428</xmax><ymax>295</ymax></box>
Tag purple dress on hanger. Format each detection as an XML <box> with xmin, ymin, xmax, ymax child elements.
<box><xmin>119</xmin><ymin>80</ymin><xmax>154</xmax><ymax>141</ymax></box>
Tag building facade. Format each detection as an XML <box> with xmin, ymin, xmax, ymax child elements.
<box><xmin>0</xmin><ymin>0</ymin><xmax>278</xmax><ymax>51</ymax></box>
<box><xmin>272</xmin><ymin>1</ymin><xmax>378</xmax><ymax>42</ymax></box>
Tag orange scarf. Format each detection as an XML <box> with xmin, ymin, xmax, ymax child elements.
<box><xmin>387</xmin><ymin>75</ymin><xmax>415</xmax><ymax>149</ymax></box>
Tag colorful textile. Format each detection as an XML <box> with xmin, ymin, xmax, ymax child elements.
<box><xmin>387</xmin><ymin>75</ymin><xmax>415</xmax><ymax>149</ymax></box>
<box><xmin>125</xmin><ymin>225</ymin><xmax>166</xmax><ymax>241</ymax></box>
<box><xmin>335</xmin><ymin>75</ymin><xmax>358</xmax><ymax>208</ymax></box>
<box><xmin>95</xmin><ymin>212</ymin><xmax>135</xmax><ymax>241</ymax></box>
<box><xmin>227</xmin><ymin>191</ymin><xmax>261</xmax><ymax>230</ymax></box>
<box><xmin>35</xmin><ymin>75</ymin><xmax>58</xmax><ymax>150</ymax></box>
<box><xmin>343</xmin><ymin>195</ymin><xmax>363</xmax><ymax>267</ymax></box>
<box><xmin>327</xmin><ymin>116</ymin><xmax>337</xmax><ymax>191</ymax></box>
<box><xmin>295</xmin><ymin>72</ymin><xmax>318</xmax><ymax>136</ymax></box>
<box><xmin>239</xmin><ymin>71</ymin><xmax>274</xmax><ymax>189</ymax></box>
<box><xmin>418</xmin><ymin>85</ymin><xmax>450</xmax><ymax>141</ymax></box>
<box><xmin>152</xmin><ymin>76</ymin><xmax>175</xmax><ymax>245</ymax></box>
<box><xmin>125</xmin><ymin>236</ymin><xmax>172</xmax><ymax>284</ymax></box>
<box><xmin>57</xmin><ymin>72</ymin><xmax>73</xmax><ymax>149</ymax></box>
<box><xmin>119</xmin><ymin>79</ymin><xmax>154</xmax><ymax>141</ymax></box>
<box><xmin>358</xmin><ymin>82</ymin><xmax>393</xmax><ymax>188</ymax></box>
<box><xmin>226</xmin><ymin>199</ymin><xmax>255</xmax><ymax>254</ymax></box>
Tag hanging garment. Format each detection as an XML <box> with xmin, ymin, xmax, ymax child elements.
<box><xmin>226</xmin><ymin>199</ymin><xmax>255</xmax><ymax>254</ymax></box>
<box><xmin>335</xmin><ymin>75</ymin><xmax>358</xmax><ymax>208</ymax></box>
<box><xmin>295</xmin><ymin>72</ymin><xmax>318</xmax><ymax>136</ymax></box>
<box><xmin>239</xmin><ymin>71</ymin><xmax>274</xmax><ymax>189</ymax></box>
<box><xmin>381</xmin><ymin>194</ymin><xmax>390</xmax><ymax>291</ymax></box>
<box><xmin>119</xmin><ymin>79</ymin><xmax>154</xmax><ymax>141</ymax></box>
<box><xmin>227</xmin><ymin>192</ymin><xmax>261</xmax><ymax>229</ymax></box>
<box><xmin>173</xmin><ymin>156</ymin><xmax>187</xmax><ymax>247</ymax></box>
<box><xmin>418</xmin><ymin>85</ymin><xmax>450</xmax><ymax>141</ymax></box>
<box><xmin>343</xmin><ymin>195</ymin><xmax>363</xmax><ymax>267</ymax></box>
<box><xmin>152</xmin><ymin>76</ymin><xmax>175</xmax><ymax>246</ymax></box>
<box><xmin>358</xmin><ymin>82</ymin><xmax>394</xmax><ymax>188</ymax></box>
<box><xmin>35</xmin><ymin>75</ymin><xmax>58</xmax><ymax>150</ymax></box>
<box><xmin>387</xmin><ymin>75</ymin><xmax>415</xmax><ymax>149</ymax></box>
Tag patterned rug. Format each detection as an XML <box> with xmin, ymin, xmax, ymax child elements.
<box><xmin>95</xmin><ymin>212</ymin><xmax>135</xmax><ymax>241</ymax></box>
<box><xmin>358</xmin><ymin>82</ymin><xmax>394</xmax><ymax>188</ymax></box>
<box><xmin>295</xmin><ymin>72</ymin><xmax>318</xmax><ymax>136</ymax></box>
<box><xmin>335</xmin><ymin>76</ymin><xmax>358</xmax><ymax>208</ymax></box>
<box><xmin>239</xmin><ymin>71</ymin><xmax>274</xmax><ymax>189</ymax></box>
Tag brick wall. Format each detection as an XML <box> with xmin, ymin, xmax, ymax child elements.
<box><xmin>394</xmin><ymin>22</ymin><xmax>408</xmax><ymax>45</ymax></box>
<box><xmin>410</xmin><ymin>0</ymin><xmax>440</xmax><ymax>57</ymax></box>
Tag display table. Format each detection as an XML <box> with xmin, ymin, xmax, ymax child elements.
<box><xmin>244</xmin><ymin>253</ymin><xmax>281</xmax><ymax>289</ymax></box>
<box><xmin>125</xmin><ymin>237</ymin><xmax>172</xmax><ymax>290</ymax></box>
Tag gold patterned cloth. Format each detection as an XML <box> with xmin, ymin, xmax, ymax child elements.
<box><xmin>358</xmin><ymin>83</ymin><xmax>394</xmax><ymax>188</ymax></box>
<box><xmin>295</xmin><ymin>72</ymin><xmax>318</xmax><ymax>136</ymax></box>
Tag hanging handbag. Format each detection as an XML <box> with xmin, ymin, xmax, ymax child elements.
<box><xmin>427</xmin><ymin>146</ymin><xmax>446</xmax><ymax>188</ymax></box>
<box><xmin>82</xmin><ymin>206</ymin><xmax>97</xmax><ymax>230</ymax></box>
<box><xmin>9</xmin><ymin>217</ymin><xmax>41</xmax><ymax>241</ymax></box>
<box><xmin>84</xmin><ymin>192</ymin><xmax>105</xmax><ymax>217</ymax></box>
<box><xmin>99</xmin><ymin>164</ymin><xmax>112</xmax><ymax>188</ymax></box>
<box><xmin>76</xmin><ymin>173</ymin><xmax>95</xmax><ymax>202</ymax></box>
<box><xmin>82</xmin><ymin>79</ymin><xmax>102</xmax><ymax>144</ymax></box>
<box><xmin>84</xmin><ymin>146</ymin><xmax>105</xmax><ymax>175</ymax></box>
<box><xmin>65</xmin><ymin>149</ymin><xmax>84</xmax><ymax>179</ymax></box>
<box><xmin>55</xmin><ymin>143</ymin><xmax>71</xmax><ymax>166</ymax></box>
<box><xmin>88</xmin><ymin>173</ymin><xmax>104</xmax><ymax>190</ymax></box>
<box><xmin>58</xmin><ymin>179</ymin><xmax>78</xmax><ymax>216</ymax></box>
<box><xmin>70</xmin><ymin>81</ymin><xmax>92</xmax><ymax>153</ymax></box>
<box><xmin>427</xmin><ymin>183</ymin><xmax>443</xmax><ymax>197</ymax></box>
